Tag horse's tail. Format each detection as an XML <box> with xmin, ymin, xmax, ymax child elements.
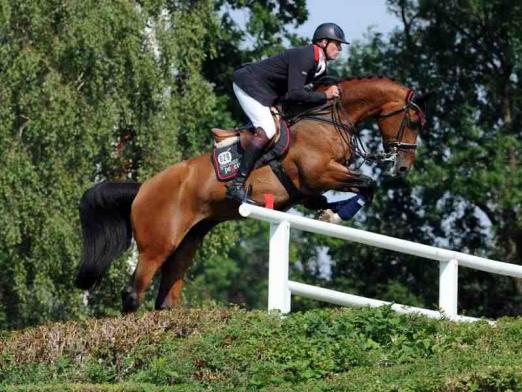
<box><xmin>75</xmin><ymin>181</ymin><xmax>141</xmax><ymax>290</ymax></box>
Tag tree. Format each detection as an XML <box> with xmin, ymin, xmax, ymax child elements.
<box><xmin>0</xmin><ymin>0</ymin><xmax>315</xmax><ymax>328</ymax></box>
<box><xmin>0</xmin><ymin>0</ymin><xmax>226</xmax><ymax>329</ymax></box>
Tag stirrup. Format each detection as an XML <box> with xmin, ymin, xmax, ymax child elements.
<box><xmin>226</xmin><ymin>183</ymin><xmax>258</xmax><ymax>205</ymax></box>
<box><xmin>243</xmin><ymin>185</ymin><xmax>259</xmax><ymax>205</ymax></box>
<box><xmin>225</xmin><ymin>181</ymin><xmax>246</xmax><ymax>202</ymax></box>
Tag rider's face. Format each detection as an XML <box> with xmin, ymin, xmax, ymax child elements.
<box><xmin>325</xmin><ymin>40</ymin><xmax>342</xmax><ymax>60</ymax></box>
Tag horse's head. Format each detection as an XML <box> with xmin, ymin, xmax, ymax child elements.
<box><xmin>376</xmin><ymin>90</ymin><xmax>433</xmax><ymax>176</ymax></box>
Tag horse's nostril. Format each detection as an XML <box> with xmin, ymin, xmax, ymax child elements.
<box><xmin>399</xmin><ymin>166</ymin><xmax>408</xmax><ymax>172</ymax></box>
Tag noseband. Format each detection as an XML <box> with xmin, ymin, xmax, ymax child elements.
<box><xmin>377</xmin><ymin>89</ymin><xmax>426</xmax><ymax>152</ymax></box>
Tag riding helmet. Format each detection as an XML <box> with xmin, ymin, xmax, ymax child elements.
<box><xmin>312</xmin><ymin>23</ymin><xmax>349</xmax><ymax>44</ymax></box>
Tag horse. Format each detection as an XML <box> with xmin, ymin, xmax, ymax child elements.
<box><xmin>76</xmin><ymin>77</ymin><xmax>431</xmax><ymax>312</ymax></box>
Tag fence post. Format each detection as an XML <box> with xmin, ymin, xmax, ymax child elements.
<box><xmin>439</xmin><ymin>258</ymin><xmax>458</xmax><ymax>317</ymax></box>
<box><xmin>268</xmin><ymin>221</ymin><xmax>291</xmax><ymax>313</ymax></box>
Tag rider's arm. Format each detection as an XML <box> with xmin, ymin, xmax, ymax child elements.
<box><xmin>284</xmin><ymin>48</ymin><xmax>327</xmax><ymax>104</ymax></box>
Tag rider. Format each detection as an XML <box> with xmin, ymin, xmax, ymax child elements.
<box><xmin>226</xmin><ymin>22</ymin><xmax>348</xmax><ymax>202</ymax></box>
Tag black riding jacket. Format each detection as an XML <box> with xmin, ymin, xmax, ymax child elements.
<box><xmin>232</xmin><ymin>45</ymin><xmax>327</xmax><ymax>107</ymax></box>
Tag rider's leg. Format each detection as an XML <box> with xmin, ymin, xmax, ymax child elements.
<box><xmin>226</xmin><ymin>127</ymin><xmax>270</xmax><ymax>201</ymax></box>
<box><xmin>227</xmin><ymin>83</ymin><xmax>275</xmax><ymax>202</ymax></box>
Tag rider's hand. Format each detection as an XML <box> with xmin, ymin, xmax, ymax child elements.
<box><xmin>325</xmin><ymin>85</ymin><xmax>340</xmax><ymax>100</ymax></box>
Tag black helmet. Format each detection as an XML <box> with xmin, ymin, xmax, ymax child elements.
<box><xmin>312</xmin><ymin>23</ymin><xmax>349</xmax><ymax>45</ymax></box>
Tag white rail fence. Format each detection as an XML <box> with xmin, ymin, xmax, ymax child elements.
<box><xmin>239</xmin><ymin>203</ymin><xmax>522</xmax><ymax>322</ymax></box>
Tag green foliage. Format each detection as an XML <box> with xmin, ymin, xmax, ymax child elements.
<box><xmin>186</xmin><ymin>220</ymin><xmax>270</xmax><ymax>308</ymax></box>
<box><xmin>0</xmin><ymin>306</ymin><xmax>521</xmax><ymax>390</ymax></box>
<box><xmin>0</xmin><ymin>0</ymin><xmax>224</xmax><ymax>329</ymax></box>
<box><xmin>2</xmin><ymin>0</ymin><xmax>519</xmax><ymax>338</ymax></box>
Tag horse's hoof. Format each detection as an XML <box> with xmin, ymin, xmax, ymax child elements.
<box><xmin>317</xmin><ymin>209</ymin><xmax>342</xmax><ymax>224</ymax></box>
<box><xmin>122</xmin><ymin>287</ymin><xmax>140</xmax><ymax>313</ymax></box>
<box><xmin>155</xmin><ymin>300</ymin><xmax>177</xmax><ymax>311</ymax></box>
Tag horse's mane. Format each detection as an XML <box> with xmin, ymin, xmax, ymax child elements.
<box><xmin>346</xmin><ymin>75</ymin><xmax>396</xmax><ymax>82</ymax></box>
<box><xmin>285</xmin><ymin>75</ymin><xmax>407</xmax><ymax>119</ymax></box>
<box><xmin>314</xmin><ymin>75</ymin><xmax>397</xmax><ymax>88</ymax></box>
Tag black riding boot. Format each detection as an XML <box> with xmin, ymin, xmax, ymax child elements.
<box><xmin>226</xmin><ymin>127</ymin><xmax>270</xmax><ymax>202</ymax></box>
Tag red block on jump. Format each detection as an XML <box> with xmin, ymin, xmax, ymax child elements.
<box><xmin>263</xmin><ymin>193</ymin><xmax>274</xmax><ymax>209</ymax></box>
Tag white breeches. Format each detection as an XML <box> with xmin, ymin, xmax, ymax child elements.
<box><xmin>233</xmin><ymin>83</ymin><xmax>276</xmax><ymax>139</ymax></box>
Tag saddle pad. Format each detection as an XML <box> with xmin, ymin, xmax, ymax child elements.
<box><xmin>212</xmin><ymin>139</ymin><xmax>243</xmax><ymax>181</ymax></box>
<box><xmin>211</xmin><ymin>119</ymin><xmax>291</xmax><ymax>182</ymax></box>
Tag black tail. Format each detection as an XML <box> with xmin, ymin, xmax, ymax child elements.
<box><xmin>75</xmin><ymin>181</ymin><xmax>141</xmax><ymax>290</ymax></box>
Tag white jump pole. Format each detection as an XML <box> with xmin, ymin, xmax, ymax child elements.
<box><xmin>238</xmin><ymin>204</ymin><xmax>521</xmax><ymax>322</ymax></box>
<box><xmin>439</xmin><ymin>258</ymin><xmax>458</xmax><ymax>316</ymax></box>
<box><xmin>268</xmin><ymin>221</ymin><xmax>291</xmax><ymax>313</ymax></box>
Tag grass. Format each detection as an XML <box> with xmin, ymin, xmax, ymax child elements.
<box><xmin>0</xmin><ymin>305</ymin><xmax>521</xmax><ymax>391</ymax></box>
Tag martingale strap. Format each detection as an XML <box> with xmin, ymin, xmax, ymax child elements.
<box><xmin>268</xmin><ymin>160</ymin><xmax>304</xmax><ymax>201</ymax></box>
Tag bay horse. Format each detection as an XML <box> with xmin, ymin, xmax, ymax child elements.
<box><xmin>76</xmin><ymin>77</ymin><xmax>430</xmax><ymax>312</ymax></box>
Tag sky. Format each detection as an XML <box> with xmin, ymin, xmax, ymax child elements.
<box><xmin>291</xmin><ymin>0</ymin><xmax>400</xmax><ymax>43</ymax></box>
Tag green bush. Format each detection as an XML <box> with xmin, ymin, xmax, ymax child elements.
<box><xmin>1</xmin><ymin>306</ymin><xmax>521</xmax><ymax>390</ymax></box>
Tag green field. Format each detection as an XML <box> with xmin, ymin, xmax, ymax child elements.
<box><xmin>1</xmin><ymin>306</ymin><xmax>521</xmax><ymax>391</ymax></box>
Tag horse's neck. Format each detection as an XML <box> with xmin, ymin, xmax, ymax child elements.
<box><xmin>343</xmin><ymin>96</ymin><xmax>389</xmax><ymax>125</ymax></box>
<box><xmin>304</xmin><ymin>81</ymin><xmax>404</xmax><ymax>162</ymax></box>
<box><xmin>344</xmin><ymin>101</ymin><xmax>382</xmax><ymax>125</ymax></box>
<box><xmin>340</xmin><ymin>80</ymin><xmax>405</xmax><ymax>125</ymax></box>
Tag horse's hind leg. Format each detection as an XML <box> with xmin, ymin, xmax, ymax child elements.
<box><xmin>155</xmin><ymin>220</ymin><xmax>217</xmax><ymax>310</ymax></box>
<box><xmin>122</xmin><ymin>248</ymin><xmax>170</xmax><ymax>313</ymax></box>
<box><xmin>122</xmin><ymin>215</ymin><xmax>197</xmax><ymax>313</ymax></box>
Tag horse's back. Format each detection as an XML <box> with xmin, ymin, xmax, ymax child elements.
<box><xmin>131</xmin><ymin>153</ymin><xmax>222</xmax><ymax>222</ymax></box>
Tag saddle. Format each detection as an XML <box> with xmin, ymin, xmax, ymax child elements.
<box><xmin>210</xmin><ymin>111</ymin><xmax>291</xmax><ymax>182</ymax></box>
<box><xmin>211</xmin><ymin>108</ymin><xmax>283</xmax><ymax>146</ymax></box>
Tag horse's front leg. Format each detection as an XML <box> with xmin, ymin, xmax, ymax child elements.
<box><xmin>317</xmin><ymin>161</ymin><xmax>374</xmax><ymax>194</ymax></box>
<box><xmin>315</xmin><ymin>161</ymin><xmax>376</xmax><ymax>223</ymax></box>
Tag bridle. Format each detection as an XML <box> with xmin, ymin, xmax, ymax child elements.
<box><xmin>376</xmin><ymin>89</ymin><xmax>426</xmax><ymax>152</ymax></box>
